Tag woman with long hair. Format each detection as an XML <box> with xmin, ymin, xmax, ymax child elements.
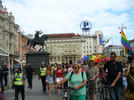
<box><xmin>55</xmin><ymin>64</ymin><xmax>63</xmax><ymax>95</ymax></box>
<box><xmin>63</xmin><ymin>64</ymin><xmax>68</xmax><ymax>90</ymax></box>
<box><xmin>46</xmin><ymin>65</ymin><xmax>53</xmax><ymax>96</ymax></box>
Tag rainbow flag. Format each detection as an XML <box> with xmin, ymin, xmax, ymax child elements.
<box><xmin>121</xmin><ymin>29</ymin><xmax>134</xmax><ymax>56</ymax></box>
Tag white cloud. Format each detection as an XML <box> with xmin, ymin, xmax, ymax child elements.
<box><xmin>2</xmin><ymin>0</ymin><xmax>134</xmax><ymax>45</ymax></box>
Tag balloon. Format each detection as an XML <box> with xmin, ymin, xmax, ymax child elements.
<box><xmin>105</xmin><ymin>57</ymin><xmax>110</xmax><ymax>62</ymax></box>
<box><xmin>91</xmin><ymin>55</ymin><xmax>96</xmax><ymax>60</ymax></box>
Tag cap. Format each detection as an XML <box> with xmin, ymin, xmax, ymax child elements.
<box><xmin>15</xmin><ymin>65</ymin><xmax>21</xmax><ymax>69</ymax></box>
<box><xmin>41</xmin><ymin>62</ymin><xmax>45</xmax><ymax>64</ymax></box>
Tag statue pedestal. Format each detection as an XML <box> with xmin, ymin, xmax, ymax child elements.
<box><xmin>26</xmin><ymin>51</ymin><xmax>49</xmax><ymax>73</ymax></box>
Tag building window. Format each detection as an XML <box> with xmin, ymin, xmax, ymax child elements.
<box><xmin>50</xmin><ymin>58</ymin><xmax>52</xmax><ymax>62</ymax></box>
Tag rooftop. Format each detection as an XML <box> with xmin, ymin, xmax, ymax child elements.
<box><xmin>48</xmin><ymin>33</ymin><xmax>81</xmax><ymax>38</ymax></box>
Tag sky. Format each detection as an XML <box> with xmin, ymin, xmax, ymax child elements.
<box><xmin>2</xmin><ymin>0</ymin><xmax>134</xmax><ymax>46</ymax></box>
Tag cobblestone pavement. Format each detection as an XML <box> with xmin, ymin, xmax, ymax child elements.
<box><xmin>4</xmin><ymin>76</ymin><xmax>125</xmax><ymax>100</ymax></box>
<box><xmin>4</xmin><ymin>76</ymin><xmax>62</xmax><ymax>100</ymax></box>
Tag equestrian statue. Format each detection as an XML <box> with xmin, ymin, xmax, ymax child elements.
<box><xmin>26</xmin><ymin>30</ymin><xmax>48</xmax><ymax>51</ymax></box>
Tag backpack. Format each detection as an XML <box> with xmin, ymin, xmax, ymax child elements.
<box><xmin>69</xmin><ymin>71</ymin><xmax>84</xmax><ymax>81</ymax></box>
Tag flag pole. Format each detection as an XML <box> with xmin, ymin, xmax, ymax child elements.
<box><xmin>119</xmin><ymin>24</ymin><xmax>127</xmax><ymax>60</ymax></box>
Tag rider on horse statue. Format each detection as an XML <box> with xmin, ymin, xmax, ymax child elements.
<box><xmin>26</xmin><ymin>30</ymin><xmax>48</xmax><ymax>51</ymax></box>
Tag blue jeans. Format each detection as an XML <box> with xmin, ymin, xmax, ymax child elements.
<box><xmin>108</xmin><ymin>86</ymin><xmax>120</xmax><ymax>100</ymax></box>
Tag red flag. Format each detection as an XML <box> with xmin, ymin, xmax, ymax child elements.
<box><xmin>0</xmin><ymin>0</ymin><xmax>3</xmax><ymax>13</ymax></box>
<box><xmin>0</xmin><ymin>9</ymin><xmax>2</xmax><ymax>13</ymax></box>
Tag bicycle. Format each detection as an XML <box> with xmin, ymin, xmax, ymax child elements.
<box><xmin>62</xmin><ymin>87</ymin><xmax>73</xmax><ymax>100</ymax></box>
<box><xmin>98</xmin><ymin>80</ymin><xmax>109</xmax><ymax>100</ymax></box>
<box><xmin>56</xmin><ymin>86</ymin><xmax>72</xmax><ymax>100</ymax></box>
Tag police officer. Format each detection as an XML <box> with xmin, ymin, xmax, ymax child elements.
<box><xmin>13</xmin><ymin>65</ymin><xmax>25</xmax><ymax>100</ymax></box>
<box><xmin>25</xmin><ymin>63</ymin><xmax>35</xmax><ymax>89</ymax></box>
<box><xmin>39</xmin><ymin>62</ymin><xmax>47</xmax><ymax>92</ymax></box>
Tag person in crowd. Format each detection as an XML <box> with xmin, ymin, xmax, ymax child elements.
<box><xmin>104</xmin><ymin>52</ymin><xmax>123</xmax><ymax>100</ymax></box>
<box><xmin>3</xmin><ymin>63</ymin><xmax>8</xmax><ymax>89</ymax></box>
<box><xmin>13</xmin><ymin>66</ymin><xmax>26</xmax><ymax>100</ymax></box>
<box><xmin>85</xmin><ymin>60</ymin><xmax>99</xmax><ymax>100</ymax></box>
<box><xmin>0</xmin><ymin>79</ymin><xmax>5</xmax><ymax>100</ymax></box>
<box><xmin>55</xmin><ymin>64</ymin><xmax>63</xmax><ymax>95</ymax></box>
<box><xmin>55</xmin><ymin>64</ymin><xmax>87</xmax><ymax>100</ymax></box>
<box><xmin>46</xmin><ymin>65</ymin><xmax>53</xmax><ymax>96</ymax></box>
<box><xmin>122</xmin><ymin>61</ymin><xmax>129</xmax><ymax>90</ymax></box>
<box><xmin>0</xmin><ymin>66</ymin><xmax>4</xmax><ymax>93</ymax></box>
<box><xmin>68</xmin><ymin>64</ymin><xmax>73</xmax><ymax>73</ymax></box>
<box><xmin>125</xmin><ymin>58</ymin><xmax>134</xmax><ymax>100</ymax></box>
<box><xmin>80</xmin><ymin>64</ymin><xmax>84</xmax><ymax>72</ymax></box>
<box><xmin>63</xmin><ymin>64</ymin><xmax>68</xmax><ymax>90</ymax></box>
<box><xmin>53</xmin><ymin>63</ymin><xmax>57</xmax><ymax>84</ymax></box>
<box><xmin>38</xmin><ymin>62</ymin><xmax>47</xmax><ymax>93</ymax></box>
<box><xmin>98</xmin><ymin>61</ymin><xmax>104</xmax><ymax>72</ymax></box>
<box><xmin>25</xmin><ymin>63</ymin><xmax>35</xmax><ymax>89</ymax></box>
<box><xmin>82</xmin><ymin>61</ymin><xmax>88</xmax><ymax>70</ymax></box>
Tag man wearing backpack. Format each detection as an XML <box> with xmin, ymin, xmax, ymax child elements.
<box><xmin>55</xmin><ymin>64</ymin><xmax>87</xmax><ymax>100</ymax></box>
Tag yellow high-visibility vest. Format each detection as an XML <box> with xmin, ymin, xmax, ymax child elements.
<box><xmin>15</xmin><ymin>73</ymin><xmax>23</xmax><ymax>85</ymax></box>
<box><xmin>40</xmin><ymin>67</ymin><xmax>46</xmax><ymax>76</ymax></box>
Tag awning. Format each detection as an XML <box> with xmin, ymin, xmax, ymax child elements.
<box><xmin>0</xmin><ymin>48</ymin><xmax>9</xmax><ymax>56</ymax></box>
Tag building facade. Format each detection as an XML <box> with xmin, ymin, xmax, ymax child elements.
<box><xmin>0</xmin><ymin>6</ymin><xmax>19</xmax><ymax>56</ymax></box>
<box><xmin>104</xmin><ymin>45</ymin><xmax>125</xmax><ymax>59</ymax></box>
<box><xmin>81</xmin><ymin>30</ymin><xmax>103</xmax><ymax>57</ymax></box>
<box><xmin>46</xmin><ymin>33</ymin><xmax>82</xmax><ymax>64</ymax></box>
<box><xmin>0</xmin><ymin>1</ymin><xmax>19</xmax><ymax>66</ymax></box>
<box><xmin>129</xmin><ymin>39</ymin><xmax>134</xmax><ymax>52</ymax></box>
<box><xmin>43</xmin><ymin>31</ymin><xmax>104</xmax><ymax>64</ymax></box>
<box><xmin>17</xmin><ymin>32</ymin><xmax>29</xmax><ymax>64</ymax></box>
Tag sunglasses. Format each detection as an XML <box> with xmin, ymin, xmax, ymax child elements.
<box><xmin>73</xmin><ymin>67</ymin><xmax>78</xmax><ymax>69</ymax></box>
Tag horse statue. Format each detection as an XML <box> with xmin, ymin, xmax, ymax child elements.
<box><xmin>26</xmin><ymin>30</ymin><xmax>48</xmax><ymax>51</ymax></box>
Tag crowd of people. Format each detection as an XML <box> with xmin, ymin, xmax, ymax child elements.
<box><xmin>0</xmin><ymin>52</ymin><xmax>134</xmax><ymax>100</ymax></box>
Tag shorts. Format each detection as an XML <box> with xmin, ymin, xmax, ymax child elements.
<box><xmin>56</xmin><ymin>77</ymin><xmax>63</xmax><ymax>83</ymax></box>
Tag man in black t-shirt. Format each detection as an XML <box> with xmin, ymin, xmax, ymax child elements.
<box><xmin>25</xmin><ymin>64</ymin><xmax>35</xmax><ymax>89</ymax></box>
<box><xmin>3</xmin><ymin>64</ymin><xmax>9</xmax><ymax>87</ymax></box>
<box><xmin>104</xmin><ymin>52</ymin><xmax>123</xmax><ymax>100</ymax></box>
